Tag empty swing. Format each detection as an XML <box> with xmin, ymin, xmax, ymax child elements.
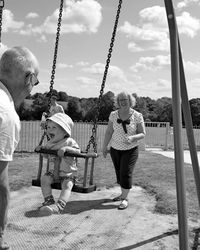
<box><xmin>32</xmin><ymin>0</ymin><xmax>123</xmax><ymax>193</ymax></box>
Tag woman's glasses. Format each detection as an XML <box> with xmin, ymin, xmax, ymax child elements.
<box><xmin>119</xmin><ymin>98</ymin><xmax>128</xmax><ymax>102</ymax></box>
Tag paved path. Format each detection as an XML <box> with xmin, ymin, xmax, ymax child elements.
<box><xmin>146</xmin><ymin>148</ymin><xmax>200</xmax><ymax>165</ymax></box>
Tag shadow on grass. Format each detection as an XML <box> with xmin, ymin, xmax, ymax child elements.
<box><xmin>25</xmin><ymin>198</ymin><xmax>117</xmax><ymax>217</ymax></box>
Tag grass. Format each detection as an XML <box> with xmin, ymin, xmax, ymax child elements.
<box><xmin>9</xmin><ymin>150</ymin><xmax>200</xmax><ymax>221</ymax></box>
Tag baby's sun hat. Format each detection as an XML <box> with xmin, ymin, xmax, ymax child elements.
<box><xmin>47</xmin><ymin>113</ymin><xmax>74</xmax><ymax>136</ymax></box>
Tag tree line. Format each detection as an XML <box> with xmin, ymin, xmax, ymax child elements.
<box><xmin>17</xmin><ymin>90</ymin><xmax>200</xmax><ymax>126</ymax></box>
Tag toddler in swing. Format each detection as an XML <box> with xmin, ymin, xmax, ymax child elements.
<box><xmin>36</xmin><ymin>112</ymin><xmax>80</xmax><ymax>215</ymax></box>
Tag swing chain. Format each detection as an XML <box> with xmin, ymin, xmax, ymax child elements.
<box><xmin>47</xmin><ymin>0</ymin><xmax>64</xmax><ymax>114</ymax></box>
<box><xmin>38</xmin><ymin>0</ymin><xmax>64</xmax><ymax>147</ymax></box>
<box><xmin>85</xmin><ymin>0</ymin><xmax>123</xmax><ymax>153</ymax></box>
<box><xmin>0</xmin><ymin>0</ymin><xmax>4</xmax><ymax>44</ymax></box>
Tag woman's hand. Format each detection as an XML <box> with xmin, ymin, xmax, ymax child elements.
<box><xmin>102</xmin><ymin>147</ymin><xmax>108</xmax><ymax>158</ymax></box>
<box><xmin>124</xmin><ymin>135</ymin><xmax>137</xmax><ymax>144</ymax></box>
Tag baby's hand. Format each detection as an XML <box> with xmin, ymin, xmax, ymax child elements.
<box><xmin>57</xmin><ymin>148</ymin><xmax>65</xmax><ymax>157</ymax></box>
<box><xmin>35</xmin><ymin>145</ymin><xmax>42</xmax><ymax>152</ymax></box>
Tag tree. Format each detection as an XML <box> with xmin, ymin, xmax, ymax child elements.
<box><xmin>58</xmin><ymin>91</ymin><xmax>68</xmax><ymax>101</ymax></box>
<box><xmin>189</xmin><ymin>98</ymin><xmax>200</xmax><ymax>126</ymax></box>
<box><xmin>80</xmin><ymin>97</ymin><xmax>98</xmax><ymax>121</ymax></box>
<box><xmin>67</xmin><ymin>98</ymin><xmax>83</xmax><ymax>121</ymax></box>
<box><xmin>158</xmin><ymin>103</ymin><xmax>173</xmax><ymax>124</ymax></box>
<box><xmin>135</xmin><ymin>97</ymin><xmax>148</xmax><ymax>120</ymax></box>
<box><xmin>31</xmin><ymin>94</ymin><xmax>48</xmax><ymax>120</ymax></box>
<box><xmin>98</xmin><ymin>91</ymin><xmax>115</xmax><ymax>121</ymax></box>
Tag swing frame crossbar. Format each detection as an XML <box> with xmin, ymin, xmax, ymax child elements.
<box><xmin>32</xmin><ymin>148</ymin><xmax>98</xmax><ymax>193</ymax></box>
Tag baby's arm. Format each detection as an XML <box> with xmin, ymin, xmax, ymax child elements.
<box><xmin>57</xmin><ymin>145</ymin><xmax>80</xmax><ymax>157</ymax></box>
<box><xmin>57</xmin><ymin>138</ymin><xmax>80</xmax><ymax>157</ymax></box>
<box><xmin>35</xmin><ymin>145</ymin><xmax>42</xmax><ymax>151</ymax></box>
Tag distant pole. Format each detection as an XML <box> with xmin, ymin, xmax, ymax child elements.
<box><xmin>164</xmin><ymin>0</ymin><xmax>189</xmax><ymax>249</ymax></box>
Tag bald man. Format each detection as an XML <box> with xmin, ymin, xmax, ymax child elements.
<box><xmin>0</xmin><ymin>46</ymin><xmax>39</xmax><ymax>250</ymax></box>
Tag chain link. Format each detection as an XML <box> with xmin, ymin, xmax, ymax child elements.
<box><xmin>47</xmin><ymin>0</ymin><xmax>64</xmax><ymax>115</ymax></box>
<box><xmin>0</xmin><ymin>0</ymin><xmax>4</xmax><ymax>44</ymax></box>
<box><xmin>39</xmin><ymin>0</ymin><xmax>64</xmax><ymax>146</ymax></box>
<box><xmin>85</xmin><ymin>0</ymin><xmax>123</xmax><ymax>153</ymax></box>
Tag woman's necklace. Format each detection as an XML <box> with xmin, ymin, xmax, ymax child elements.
<box><xmin>118</xmin><ymin>108</ymin><xmax>133</xmax><ymax>120</ymax></box>
<box><xmin>117</xmin><ymin>108</ymin><xmax>133</xmax><ymax>134</ymax></box>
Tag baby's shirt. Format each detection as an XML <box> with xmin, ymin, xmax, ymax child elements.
<box><xmin>44</xmin><ymin>137</ymin><xmax>80</xmax><ymax>177</ymax></box>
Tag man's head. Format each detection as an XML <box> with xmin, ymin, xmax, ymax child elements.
<box><xmin>0</xmin><ymin>46</ymin><xmax>39</xmax><ymax>108</ymax></box>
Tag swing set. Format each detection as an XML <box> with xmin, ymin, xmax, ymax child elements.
<box><xmin>0</xmin><ymin>0</ymin><xmax>200</xmax><ymax>248</ymax></box>
<box><xmin>31</xmin><ymin>0</ymin><xmax>123</xmax><ymax>194</ymax></box>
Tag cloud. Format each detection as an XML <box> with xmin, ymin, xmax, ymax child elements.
<box><xmin>185</xmin><ymin>78</ymin><xmax>200</xmax><ymax>99</ymax></box>
<box><xmin>82</xmin><ymin>63</ymin><xmax>127</xmax><ymax>81</ymax></box>
<box><xmin>41</xmin><ymin>0</ymin><xmax>102</xmax><ymax>35</ymax></box>
<box><xmin>177</xmin><ymin>12</ymin><xmax>200</xmax><ymax>37</ymax></box>
<box><xmin>76</xmin><ymin>61</ymin><xmax>89</xmax><ymax>67</ymax></box>
<box><xmin>119</xmin><ymin>5</ymin><xmax>200</xmax><ymax>52</ymax></box>
<box><xmin>2</xmin><ymin>9</ymin><xmax>24</xmax><ymax>32</ymax></box>
<box><xmin>177</xmin><ymin>0</ymin><xmax>200</xmax><ymax>9</ymax></box>
<box><xmin>130</xmin><ymin>55</ymin><xmax>170</xmax><ymax>72</ymax></box>
<box><xmin>0</xmin><ymin>43</ymin><xmax>9</xmax><ymax>57</ymax></box>
<box><xmin>133</xmin><ymin>78</ymin><xmax>172</xmax><ymax>99</ymax></box>
<box><xmin>76</xmin><ymin>76</ymin><xmax>98</xmax><ymax>86</ymax></box>
<box><xmin>119</xmin><ymin>6</ymin><xmax>169</xmax><ymax>52</ymax></box>
<box><xmin>5</xmin><ymin>0</ymin><xmax>102</xmax><ymax>38</ymax></box>
<box><xmin>184</xmin><ymin>60</ymin><xmax>200</xmax><ymax>74</ymax></box>
<box><xmin>57</xmin><ymin>63</ymin><xmax>73</xmax><ymax>69</ymax></box>
<box><xmin>25</xmin><ymin>12</ymin><xmax>39</xmax><ymax>19</ymax></box>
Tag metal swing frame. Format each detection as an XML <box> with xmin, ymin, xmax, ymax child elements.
<box><xmin>0</xmin><ymin>0</ymin><xmax>4</xmax><ymax>44</ymax></box>
<box><xmin>32</xmin><ymin>0</ymin><xmax>123</xmax><ymax>193</ymax></box>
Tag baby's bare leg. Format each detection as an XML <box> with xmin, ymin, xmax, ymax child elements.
<box><xmin>59</xmin><ymin>179</ymin><xmax>74</xmax><ymax>203</ymax></box>
<box><xmin>41</xmin><ymin>174</ymin><xmax>54</xmax><ymax>198</ymax></box>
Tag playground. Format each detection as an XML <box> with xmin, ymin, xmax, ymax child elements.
<box><xmin>0</xmin><ymin>0</ymin><xmax>200</xmax><ymax>249</ymax></box>
<box><xmin>5</xmin><ymin>150</ymin><xmax>200</xmax><ymax>249</ymax></box>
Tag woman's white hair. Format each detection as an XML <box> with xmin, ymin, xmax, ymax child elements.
<box><xmin>115</xmin><ymin>91</ymin><xmax>136</xmax><ymax>108</ymax></box>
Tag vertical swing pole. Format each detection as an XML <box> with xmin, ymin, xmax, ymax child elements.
<box><xmin>178</xmin><ymin>41</ymin><xmax>200</xmax><ymax>207</ymax></box>
<box><xmin>164</xmin><ymin>0</ymin><xmax>189</xmax><ymax>249</ymax></box>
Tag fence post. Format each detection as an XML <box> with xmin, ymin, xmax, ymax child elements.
<box><xmin>164</xmin><ymin>122</ymin><xmax>170</xmax><ymax>151</ymax></box>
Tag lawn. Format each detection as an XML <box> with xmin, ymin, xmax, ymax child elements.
<box><xmin>9</xmin><ymin>150</ymin><xmax>200</xmax><ymax>221</ymax></box>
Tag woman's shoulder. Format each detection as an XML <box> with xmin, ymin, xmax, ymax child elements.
<box><xmin>109</xmin><ymin>110</ymin><xmax>118</xmax><ymax>120</ymax></box>
<box><xmin>132</xmin><ymin>109</ymin><xmax>142</xmax><ymax>116</ymax></box>
<box><xmin>132</xmin><ymin>109</ymin><xmax>144</xmax><ymax>120</ymax></box>
<box><xmin>110</xmin><ymin>110</ymin><xmax>118</xmax><ymax>116</ymax></box>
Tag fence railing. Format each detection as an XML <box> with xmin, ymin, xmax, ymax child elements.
<box><xmin>15</xmin><ymin>121</ymin><xmax>200</xmax><ymax>153</ymax></box>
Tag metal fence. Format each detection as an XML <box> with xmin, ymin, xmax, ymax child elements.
<box><xmin>15</xmin><ymin>121</ymin><xmax>200</xmax><ymax>153</ymax></box>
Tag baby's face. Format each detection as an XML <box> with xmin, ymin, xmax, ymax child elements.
<box><xmin>46</xmin><ymin>120</ymin><xmax>66</xmax><ymax>143</ymax></box>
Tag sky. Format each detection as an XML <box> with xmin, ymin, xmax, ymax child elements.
<box><xmin>0</xmin><ymin>0</ymin><xmax>200</xmax><ymax>100</ymax></box>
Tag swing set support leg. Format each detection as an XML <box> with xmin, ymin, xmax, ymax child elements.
<box><xmin>165</xmin><ymin>0</ymin><xmax>189</xmax><ymax>248</ymax></box>
<box><xmin>83</xmin><ymin>158</ymin><xmax>89</xmax><ymax>188</ymax></box>
<box><xmin>89</xmin><ymin>158</ymin><xmax>95</xmax><ymax>186</ymax></box>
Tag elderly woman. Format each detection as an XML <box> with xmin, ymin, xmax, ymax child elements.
<box><xmin>102</xmin><ymin>91</ymin><xmax>146</xmax><ymax>210</ymax></box>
